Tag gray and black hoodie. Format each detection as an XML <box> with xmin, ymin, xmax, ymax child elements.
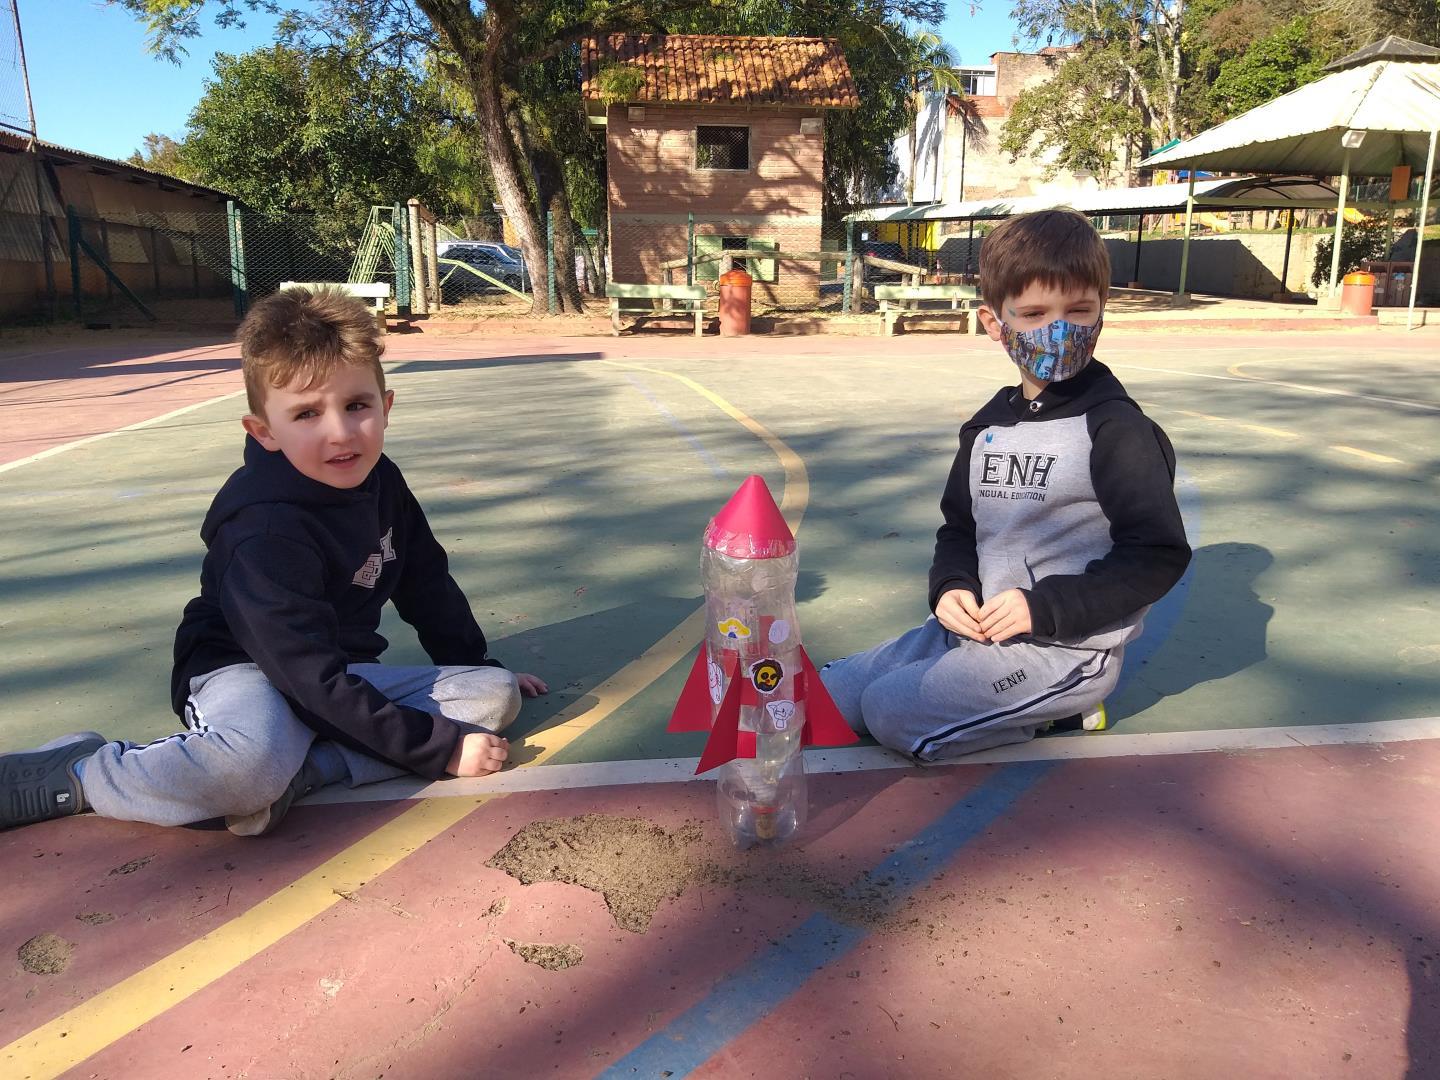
<box><xmin>928</xmin><ymin>359</ymin><xmax>1190</xmax><ymax>652</ymax></box>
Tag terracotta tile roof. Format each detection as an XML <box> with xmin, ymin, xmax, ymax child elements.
<box><xmin>580</xmin><ymin>34</ymin><xmax>858</xmax><ymax>108</ymax></box>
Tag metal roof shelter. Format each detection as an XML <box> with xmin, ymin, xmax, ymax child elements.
<box><xmin>849</xmin><ymin>175</ymin><xmax>1342</xmax><ymax>222</ymax></box>
<box><xmin>848</xmin><ymin>175</ymin><xmax>1345</xmax><ymax>295</ymax></box>
<box><xmin>1142</xmin><ymin>36</ymin><xmax>1440</xmax><ymax>329</ymax></box>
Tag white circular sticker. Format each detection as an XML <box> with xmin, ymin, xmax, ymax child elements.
<box><xmin>768</xmin><ymin>619</ymin><xmax>791</xmax><ymax>645</ymax></box>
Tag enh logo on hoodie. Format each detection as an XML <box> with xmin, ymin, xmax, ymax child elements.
<box><xmin>352</xmin><ymin>527</ymin><xmax>398</xmax><ymax>589</ymax></box>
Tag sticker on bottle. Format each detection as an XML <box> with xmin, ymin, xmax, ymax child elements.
<box><xmin>707</xmin><ymin>658</ymin><xmax>724</xmax><ymax>705</ymax></box>
<box><xmin>767</xmin><ymin>619</ymin><xmax>791</xmax><ymax>645</ymax></box>
<box><xmin>765</xmin><ymin>700</ymin><xmax>796</xmax><ymax>729</ymax></box>
<box><xmin>750</xmin><ymin>658</ymin><xmax>784</xmax><ymax>694</ymax></box>
<box><xmin>717</xmin><ymin>617</ymin><xmax>752</xmax><ymax>640</ymax></box>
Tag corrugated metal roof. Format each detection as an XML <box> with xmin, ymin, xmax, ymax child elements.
<box><xmin>848</xmin><ymin>175</ymin><xmax>1342</xmax><ymax>222</ymax></box>
<box><xmin>1140</xmin><ymin>59</ymin><xmax>1440</xmax><ymax>174</ymax></box>
<box><xmin>0</xmin><ymin>131</ymin><xmax>235</xmax><ymax>200</ymax></box>
<box><xmin>580</xmin><ymin>34</ymin><xmax>858</xmax><ymax>108</ymax></box>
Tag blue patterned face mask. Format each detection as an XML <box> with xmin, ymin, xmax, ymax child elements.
<box><xmin>999</xmin><ymin>317</ymin><xmax>1103</xmax><ymax>383</ymax></box>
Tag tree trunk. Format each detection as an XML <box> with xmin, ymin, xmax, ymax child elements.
<box><xmin>421</xmin><ymin>0</ymin><xmax>549</xmax><ymax>315</ymax></box>
<box><xmin>508</xmin><ymin>105</ymin><xmax>584</xmax><ymax>312</ymax></box>
<box><xmin>906</xmin><ymin>85</ymin><xmax>918</xmax><ymax>204</ymax></box>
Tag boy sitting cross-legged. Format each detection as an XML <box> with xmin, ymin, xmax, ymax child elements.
<box><xmin>821</xmin><ymin>209</ymin><xmax>1190</xmax><ymax>760</ymax></box>
<box><xmin>1</xmin><ymin>286</ymin><xmax>545</xmax><ymax>835</ymax></box>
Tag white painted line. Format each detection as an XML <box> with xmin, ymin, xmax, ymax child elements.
<box><xmin>1114</xmin><ymin>362</ymin><xmax>1440</xmax><ymax>413</ymax></box>
<box><xmin>299</xmin><ymin>715</ymin><xmax>1440</xmax><ymax>806</ymax></box>
<box><xmin>0</xmin><ymin>389</ymin><xmax>246</xmax><ymax>475</ymax></box>
<box><xmin>1331</xmin><ymin>444</ymin><xmax>1402</xmax><ymax>465</ymax></box>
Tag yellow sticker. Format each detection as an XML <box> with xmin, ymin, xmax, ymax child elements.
<box><xmin>717</xmin><ymin>617</ymin><xmax>753</xmax><ymax>640</ymax></box>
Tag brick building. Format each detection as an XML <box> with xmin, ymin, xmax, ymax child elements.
<box><xmin>895</xmin><ymin>47</ymin><xmax>1108</xmax><ymax>208</ymax></box>
<box><xmin>580</xmin><ymin>34</ymin><xmax>857</xmax><ymax>305</ymax></box>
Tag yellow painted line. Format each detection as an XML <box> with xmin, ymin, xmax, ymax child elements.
<box><xmin>1331</xmin><ymin>444</ymin><xmax>1401</xmax><ymax>464</ymax></box>
<box><xmin>2</xmin><ymin>359</ymin><xmax>808</xmax><ymax>1076</ymax></box>
<box><xmin>1139</xmin><ymin>402</ymin><xmax>1299</xmax><ymax>441</ymax></box>
<box><xmin>2</xmin><ymin>796</ymin><xmax>489</xmax><ymax>1079</ymax></box>
<box><xmin>521</xmin><ymin>360</ymin><xmax>809</xmax><ymax>767</ymax></box>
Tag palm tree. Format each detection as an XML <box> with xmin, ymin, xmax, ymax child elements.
<box><xmin>900</xmin><ymin>30</ymin><xmax>962</xmax><ymax>205</ymax></box>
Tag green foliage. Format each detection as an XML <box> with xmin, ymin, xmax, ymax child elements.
<box><xmin>999</xmin><ymin>50</ymin><xmax>1145</xmax><ymax>183</ymax></box>
<box><xmin>177</xmin><ymin>40</ymin><xmax>485</xmax><ymax>241</ymax></box>
<box><xmin>1311</xmin><ymin>214</ymin><xmax>1391</xmax><ymax>287</ymax></box>
<box><xmin>126</xmin><ymin>133</ymin><xmax>191</xmax><ymax>179</ymax></box>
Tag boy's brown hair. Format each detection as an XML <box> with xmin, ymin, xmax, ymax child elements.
<box><xmin>239</xmin><ymin>287</ymin><xmax>386</xmax><ymax>415</ymax></box>
<box><xmin>979</xmin><ymin>209</ymin><xmax>1111</xmax><ymax>313</ymax></box>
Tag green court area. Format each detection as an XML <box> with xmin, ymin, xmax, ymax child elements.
<box><xmin>1</xmin><ymin>329</ymin><xmax>1437</xmax><ymax>766</ymax></box>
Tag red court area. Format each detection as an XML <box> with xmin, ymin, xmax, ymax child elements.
<box><xmin>2</xmin><ymin>741</ymin><xmax>1437</xmax><ymax>1078</ymax></box>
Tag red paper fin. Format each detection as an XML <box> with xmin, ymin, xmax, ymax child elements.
<box><xmin>667</xmin><ymin>647</ymin><xmax>716</xmax><ymax>733</ymax></box>
<box><xmin>797</xmin><ymin>649</ymin><xmax>860</xmax><ymax>748</ymax></box>
<box><xmin>696</xmin><ymin>665</ymin><xmax>745</xmax><ymax>774</ymax></box>
<box><xmin>735</xmin><ymin>731</ymin><xmax>757</xmax><ymax>759</ymax></box>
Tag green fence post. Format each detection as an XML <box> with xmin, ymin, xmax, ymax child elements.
<box><xmin>226</xmin><ymin>201</ymin><xmax>248</xmax><ymax>318</ymax></box>
<box><xmin>393</xmin><ymin>203</ymin><xmax>412</xmax><ymax>315</ymax></box>
<box><xmin>843</xmin><ymin>219</ymin><xmax>855</xmax><ymax>314</ymax></box>
<box><xmin>546</xmin><ymin>211</ymin><xmax>557</xmax><ymax>314</ymax></box>
<box><xmin>66</xmin><ymin>205</ymin><xmax>82</xmax><ymax>322</ymax></box>
<box><xmin>686</xmin><ymin>211</ymin><xmax>695</xmax><ymax>286</ymax></box>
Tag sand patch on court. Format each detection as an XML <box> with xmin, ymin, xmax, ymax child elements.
<box><xmin>18</xmin><ymin>932</ymin><xmax>74</xmax><ymax>975</ymax></box>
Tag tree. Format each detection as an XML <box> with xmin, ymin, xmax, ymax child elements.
<box><xmin>126</xmin><ymin>133</ymin><xmax>191</xmax><ymax>178</ymax></box>
<box><xmin>113</xmin><ymin>0</ymin><xmax>945</xmax><ymax>311</ymax></box>
<box><xmin>1002</xmin><ymin>0</ymin><xmax>1189</xmax><ymax>185</ymax></box>
<box><xmin>899</xmin><ymin>30</ymin><xmax>961</xmax><ymax>204</ymax></box>
<box><xmin>175</xmin><ymin>40</ymin><xmax>478</xmax><ymax>244</ymax></box>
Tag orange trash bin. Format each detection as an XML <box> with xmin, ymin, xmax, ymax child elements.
<box><xmin>718</xmin><ymin>267</ymin><xmax>753</xmax><ymax>336</ymax></box>
<box><xmin>1340</xmin><ymin>271</ymin><xmax>1376</xmax><ymax>316</ymax></box>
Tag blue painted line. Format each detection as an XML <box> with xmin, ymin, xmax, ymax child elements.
<box><xmin>623</xmin><ymin>373</ymin><xmax>728</xmax><ymax>479</ymax></box>
<box><xmin>597</xmin><ymin>759</ymin><xmax>1058</xmax><ymax>1078</ymax></box>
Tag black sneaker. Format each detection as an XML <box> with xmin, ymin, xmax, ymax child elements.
<box><xmin>1</xmin><ymin>731</ymin><xmax>106</xmax><ymax>829</ymax></box>
<box><xmin>1040</xmin><ymin>703</ymin><xmax>1109</xmax><ymax>735</ymax></box>
<box><xmin>225</xmin><ymin>760</ymin><xmax>326</xmax><ymax>837</ymax></box>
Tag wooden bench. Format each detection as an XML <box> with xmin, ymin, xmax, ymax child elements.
<box><xmin>607</xmin><ymin>283</ymin><xmax>708</xmax><ymax>337</ymax></box>
<box><xmin>281</xmin><ymin>281</ymin><xmax>392</xmax><ymax>331</ymax></box>
<box><xmin>874</xmin><ymin>283</ymin><xmax>983</xmax><ymax>336</ymax></box>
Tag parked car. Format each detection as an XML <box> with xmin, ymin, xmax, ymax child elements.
<box><xmin>440</xmin><ymin>243</ymin><xmax>526</xmax><ymax>302</ymax></box>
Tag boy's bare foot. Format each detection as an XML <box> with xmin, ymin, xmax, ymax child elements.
<box><xmin>446</xmin><ymin>730</ymin><xmax>509</xmax><ymax>777</ymax></box>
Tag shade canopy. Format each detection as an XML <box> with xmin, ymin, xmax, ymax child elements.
<box><xmin>848</xmin><ymin>175</ymin><xmax>1340</xmax><ymax>223</ymax></box>
<box><xmin>1141</xmin><ymin>42</ymin><xmax>1440</xmax><ymax>175</ymax></box>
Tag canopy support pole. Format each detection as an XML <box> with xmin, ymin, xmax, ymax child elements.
<box><xmin>1408</xmin><ymin>127</ymin><xmax>1437</xmax><ymax>331</ymax></box>
<box><xmin>1328</xmin><ymin>146</ymin><xmax>1352</xmax><ymax>297</ymax></box>
<box><xmin>1177</xmin><ymin>172</ymin><xmax>1196</xmax><ymax>298</ymax></box>
<box><xmin>1280</xmin><ymin>209</ymin><xmax>1296</xmax><ymax>297</ymax></box>
<box><xmin>1132</xmin><ymin>214</ymin><xmax>1144</xmax><ymax>285</ymax></box>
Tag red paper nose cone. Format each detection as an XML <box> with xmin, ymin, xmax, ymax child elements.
<box><xmin>703</xmin><ymin>475</ymin><xmax>797</xmax><ymax>559</ymax></box>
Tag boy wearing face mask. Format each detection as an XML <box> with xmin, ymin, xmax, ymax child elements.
<box><xmin>821</xmin><ymin>209</ymin><xmax>1191</xmax><ymax>760</ymax></box>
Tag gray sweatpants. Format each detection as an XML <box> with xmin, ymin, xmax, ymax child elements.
<box><xmin>77</xmin><ymin>662</ymin><xmax>521</xmax><ymax>826</ymax></box>
<box><xmin>820</xmin><ymin>618</ymin><xmax>1119</xmax><ymax>761</ymax></box>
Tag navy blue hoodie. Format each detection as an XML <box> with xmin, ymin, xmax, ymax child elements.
<box><xmin>171</xmin><ymin>436</ymin><xmax>501</xmax><ymax>779</ymax></box>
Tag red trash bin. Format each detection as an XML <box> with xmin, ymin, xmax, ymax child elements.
<box><xmin>1340</xmin><ymin>271</ymin><xmax>1375</xmax><ymax>316</ymax></box>
<box><xmin>718</xmin><ymin>267</ymin><xmax>753</xmax><ymax>336</ymax></box>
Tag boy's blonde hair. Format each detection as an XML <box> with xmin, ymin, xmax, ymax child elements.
<box><xmin>979</xmin><ymin>209</ymin><xmax>1111</xmax><ymax>313</ymax></box>
<box><xmin>239</xmin><ymin>287</ymin><xmax>386</xmax><ymax>415</ymax></box>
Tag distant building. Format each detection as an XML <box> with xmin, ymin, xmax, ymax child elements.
<box><xmin>580</xmin><ymin>33</ymin><xmax>858</xmax><ymax>304</ymax></box>
<box><xmin>892</xmin><ymin>47</ymin><xmax>1110</xmax><ymax>207</ymax></box>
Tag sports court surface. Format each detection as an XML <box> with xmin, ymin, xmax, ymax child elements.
<box><xmin>1</xmin><ymin>324</ymin><xmax>1437</xmax><ymax>1078</ymax></box>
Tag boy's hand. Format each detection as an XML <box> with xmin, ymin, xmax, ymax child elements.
<box><xmin>935</xmin><ymin>589</ymin><xmax>987</xmax><ymax>642</ymax></box>
<box><xmin>516</xmin><ymin>672</ymin><xmax>548</xmax><ymax>697</ymax></box>
<box><xmin>977</xmin><ymin>589</ymin><xmax>1033</xmax><ymax>643</ymax></box>
<box><xmin>446</xmin><ymin>731</ymin><xmax>509</xmax><ymax>776</ymax></box>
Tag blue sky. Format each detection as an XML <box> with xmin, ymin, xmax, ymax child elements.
<box><xmin>21</xmin><ymin>1</ymin><xmax>1020</xmax><ymax>162</ymax></box>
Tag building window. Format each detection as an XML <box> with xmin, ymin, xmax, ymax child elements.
<box><xmin>696</xmin><ymin>126</ymin><xmax>749</xmax><ymax>170</ymax></box>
